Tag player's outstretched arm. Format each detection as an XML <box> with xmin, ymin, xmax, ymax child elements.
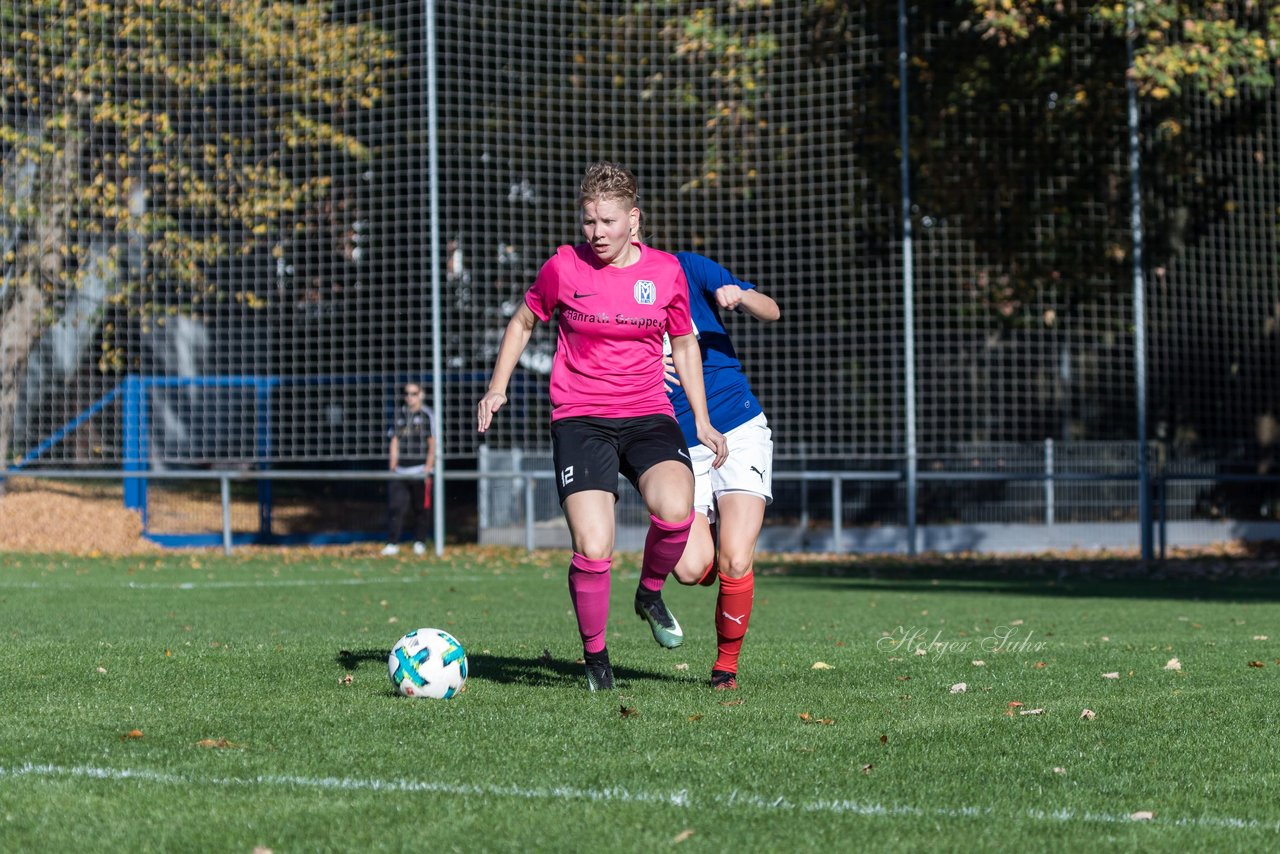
<box><xmin>670</xmin><ymin>331</ymin><xmax>728</xmax><ymax>468</ymax></box>
<box><xmin>477</xmin><ymin>303</ymin><xmax>538</xmax><ymax>433</ymax></box>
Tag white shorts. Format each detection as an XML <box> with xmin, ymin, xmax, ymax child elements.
<box><xmin>689</xmin><ymin>413</ymin><xmax>773</xmax><ymax>521</ymax></box>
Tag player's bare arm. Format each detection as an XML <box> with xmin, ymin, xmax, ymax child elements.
<box><xmin>477</xmin><ymin>303</ymin><xmax>538</xmax><ymax>433</ymax></box>
<box><xmin>669</xmin><ymin>331</ymin><xmax>728</xmax><ymax>467</ymax></box>
<box><xmin>716</xmin><ymin>285</ymin><xmax>780</xmax><ymax>322</ymax></box>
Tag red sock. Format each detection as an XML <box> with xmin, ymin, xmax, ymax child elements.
<box><xmin>637</xmin><ymin>510</ymin><xmax>693</xmax><ymax>593</ymax></box>
<box><xmin>714</xmin><ymin>571</ymin><xmax>754</xmax><ymax>674</ymax></box>
<box><xmin>568</xmin><ymin>553</ymin><xmax>611</xmax><ymax>654</ymax></box>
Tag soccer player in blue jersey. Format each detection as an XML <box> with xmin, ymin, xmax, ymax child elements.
<box><xmin>636</xmin><ymin>243</ymin><xmax>780</xmax><ymax>690</ymax></box>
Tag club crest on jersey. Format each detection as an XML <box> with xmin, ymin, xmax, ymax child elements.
<box><xmin>633</xmin><ymin>279</ymin><xmax>656</xmax><ymax>305</ymax></box>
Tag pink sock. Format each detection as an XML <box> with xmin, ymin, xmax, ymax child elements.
<box><xmin>637</xmin><ymin>510</ymin><xmax>694</xmax><ymax>593</ymax></box>
<box><xmin>568</xmin><ymin>553</ymin><xmax>612</xmax><ymax>653</ymax></box>
<box><xmin>714</xmin><ymin>571</ymin><xmax>755</xmax><ymax>673</ymax></box>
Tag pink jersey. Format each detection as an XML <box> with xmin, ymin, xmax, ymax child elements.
<box><xmin>525</xmin><ymin>243</ymin><xmax>692</xmax><ymax>421</ymax></box>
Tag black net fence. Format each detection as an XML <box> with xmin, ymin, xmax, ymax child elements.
<box><xmin>3</xmin><ymin>2</ymin><xmax>1277</xmax><ymax>544</ymax></box>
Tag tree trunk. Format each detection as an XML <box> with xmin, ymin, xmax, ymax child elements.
<box><xmin>0</xmin><ymin>271</ymin><xmax>47</xmax><ymax>489</ymax></box>
<box><xmin>0</xmin><ymin>139</ymin><xmax>76</xmax><ymax>495</ymax></box>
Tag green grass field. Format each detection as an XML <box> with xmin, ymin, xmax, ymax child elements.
<box><xmin>2</xmin><ymin>548</ymin><xmax>1279</xmax><ymax>852</ymax></box>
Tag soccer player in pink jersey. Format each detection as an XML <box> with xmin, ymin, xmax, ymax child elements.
<box><xmin>476</xmin><ymin>161</ymin><xmax>727</xmax><ymax>691</ymax></box>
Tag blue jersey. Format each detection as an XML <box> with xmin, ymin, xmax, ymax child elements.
<box><xmin>668</xmin><ymin>253</ymin><xmax>765</xmax><ymax>445</ymax></box>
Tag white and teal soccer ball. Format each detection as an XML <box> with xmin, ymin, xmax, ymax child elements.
<box><xmin>388</xmin><ymin>628</ymin><xmax>468</xmax><ymax>699</ymax></box>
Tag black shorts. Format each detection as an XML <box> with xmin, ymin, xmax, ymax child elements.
<box><xmin>550</xmin><ymin>414</ymin><xmax>692</xmax><ymax>503</ymax></box>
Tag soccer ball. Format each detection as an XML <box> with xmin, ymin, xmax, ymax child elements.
<box><xmin>388</xmin><ymin>628</ymin><xmax>468</xmax><ymax>699</ymax></box>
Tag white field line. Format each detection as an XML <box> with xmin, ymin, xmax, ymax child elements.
<box><xmin>2</xmin><ymin>762</ymin><xmax>1277</xmax><ymax>832</ymax></box>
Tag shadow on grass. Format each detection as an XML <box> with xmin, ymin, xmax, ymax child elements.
<box><xmin>335</xmin><ymin>647</ymin><xmax>669</xmax><ymax>688</ymax></box>
<box><xmin>758</xmin><ymin>552</ymin><xmax>1280</xmax><ymax>602</ymax></box>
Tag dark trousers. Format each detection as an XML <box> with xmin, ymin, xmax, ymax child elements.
<box><xmin>387</xmin><ymin>478</ymin><xmax>431</xmax><ymax>542</ymax></box>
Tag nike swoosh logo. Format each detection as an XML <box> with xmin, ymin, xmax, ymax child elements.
<box><xmin>573</xmin><ymin>290</ymin><xmax>597</xmax><ymax>298</ymax></box>
<box><xmin>677</xmin><ymin>449</ymin><xmax>690</xmax><ymax>460</ymax></box>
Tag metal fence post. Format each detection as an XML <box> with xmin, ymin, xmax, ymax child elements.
<box><xmin>1126</xmin><ymin>2</ymin><xmax>1153</xmax><ymax>561</ymax></box>
<box><xmin>523</xmin><ymin>476</ymin><xmax>535</xmax><ymax>553</ymax></box>
<box><xmin>832</xmin><ymin>476</ymin><xmax>843</xmax><ymax>552</ymax></box>
<box><xmin>1044</xmin><ymin>438</ymin><xmax>1055</xmax><ymax>526</ymax></box>
<box><xmin>220</xmin><ymin>475</ymin><xmax>233</xmax><ymax>555</ymax></box>
<box><xmin>898</xmin><ymin>0</ymin><xmax>919</xmax><ymax>558</ymax></box>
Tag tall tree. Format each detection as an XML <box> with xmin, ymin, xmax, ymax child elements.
<box><xmin>0</xmin><ymin>0</ymin><xmax>393</xmax><ymax>475</ymax></box>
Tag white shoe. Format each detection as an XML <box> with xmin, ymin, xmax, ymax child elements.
<box><xmin>412</xmin><ymin>541</ymin><xmax>427</xmax><ymax>555</ymax></box>
<box><xmin>380</xmin><ymin>543</ymin><xmax>400</xmax><ymax>556</ymax></box>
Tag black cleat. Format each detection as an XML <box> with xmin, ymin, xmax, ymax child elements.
<box><xmin>584</xmin><ymin>648</ymin><xmax>615</xmax><ymax>691</ymax></box>
<box><xmin>711</xmin><ymin>669</ymin><xmax>739</xmax><ymax>690</ymax></box>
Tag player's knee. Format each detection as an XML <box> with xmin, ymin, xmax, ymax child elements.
<box><xmin>639</xmin><ymin>467</ymin><xmax>693</xmax><ymax>519</ymax></box>
<box><xmin>570</xmin><ymin>552</ymin><xmax>611</xmax><ymax>573</ymax></box>
<box><xmin>576</xmin><ymin>547</ymin><xmax>611</xmax><ymax>563</ymax></box>
<box><xmin>674</xmin><ymin>558</ymin><xmax>712</xmax><ymax>585</ymax></box>
<box><xmin>649</xmin><ymin>507</ymin><xmax>694</xmax><ymax>532</ymax></box>
<box><xmin>718</xmin><ymin>553</ymin><xmax>754</xmax><ymax>579</ymax></box>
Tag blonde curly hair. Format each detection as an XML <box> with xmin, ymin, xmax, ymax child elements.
<box><xmin>577</xmin><ymin>160</ymin><xmax>639</xmax><ymax>210</ymax></box>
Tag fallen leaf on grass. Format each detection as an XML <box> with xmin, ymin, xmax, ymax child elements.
<box><xmin>799</xmin><ymin>713</ymin><xmax>835</xmax><ymax>725</ymax></box>
<box><xmin>338</xmin><ymin>674</ymin><xmax>354</xmax><ymax>685</ymax></box>
<box><xmin>1130</xmin><ymin>810</ymin><xmax>1156</xmax><ymax>821</ymax></box>
<box><xmin>720</xmin><ymin>699</ymin><xmax>744</xmax><ymax>707</ymax></box>
<box><xmin>880</xmin><ymin>734</ymin><xmax>888</xmax><ymax>745</ymax></box>
<box><xmin>1052</xmin><ymin>767</ymin><xmax>1067</xmax><ymax>775</ymax></box>
<box><xmin>1164</xmin><ymin>658</ymin><xmax>1181</xmax><ymax>671</ymax></box>
<box><xmin>811</xmin><ymin>662</ymin><xmax>834</xmax><ymax>670</ymax></box>
<box><xmin>860</xmin><ymin>763</ymin><xmax>874</xmax><ymax>774</ymax></box>
<box><xmin>913</xmin><ymin>648</ymin><xmax>928</xmax><ymax>656</ymax></box>
<box><xmin>1248</xmin><ymin>661</ymin><xmax>1266</xmax><ymax>668</ymax></box>
<box><xmin>1253</xmin><ymin>635</ymin><xmax>1269</xmax><ymax>641</ymax></box>
<box><xmin>674</xmin><ymin>663</ymin><xmax>690</xmax><ymax>671</ymax></box>
<box><xmin>972</xmin><ymin>660</ymin><xmax>986</xmax><ymax>666</ymax></box>
<box><xmin>196</xmin><ymin>738</ymin><xmax>241</xmax><ymax>749</ymax></box>
<box><xmin>672</xmin><ymin>830</ymin><xmax>695</xmax><ymax>844</ymax></box>
<box><xmin>1102</xmin><ymin>672</ymin><xmax>1120</xmax><ymax>679</ymax></box>
<box><xmin>687</xmin><ymin>714</ymin><xmax>703</xmax><ymax>722</ymax></box>
<box><xmin>1034</xmin><ymin>661</ymin><xmax>1047</xmax><ymax>669</ymax></box>
<box><xmin>620</xmin><ymin>705</ymin><xmax>639</xmax><ymax>718</ymax></box>
<box><xmin>1080</xmin><ymin>709</ymin><xmax>1097</xmax><ymax>720</ymax></box>
<box><xmin>949</xmin><ymin>682</ymin><xmax>967</xmax><ymax>694</ymax></box>
<box><xmin>1007</xmin><ymin>701</ymin><xmax>1024</xmax><ymax>708</ymax></box>
<box><xmin>122</xmin><ymin>729</ymin><xmax>144</xmax><ymax>740</ymax></box>
<box><xmin>1018</xmin><ymin>708</ymin><xmax>1045</xmax><ymax>716</ymax></box>
<box><xmin>896</xmin><ymin>675</ymin><xmax>912</xmax><ymax>681</ymax></box>
<box><xmin>96</xmin><ymin>667</ymin><xmax>107</xmax><ymax>674</ymax></box>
